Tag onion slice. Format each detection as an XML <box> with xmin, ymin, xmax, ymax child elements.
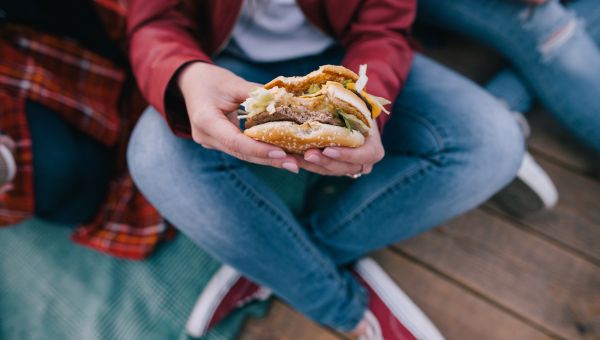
<box><xmin>355</xmin><ymin>64</ymin><xmax>368</xmax><ymax>93</ymax></box>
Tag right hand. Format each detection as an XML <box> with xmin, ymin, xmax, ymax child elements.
<box><xmin>177</xmin><ymin>62</ymin><xmax>299</xmax><ymax>173</ymax></box>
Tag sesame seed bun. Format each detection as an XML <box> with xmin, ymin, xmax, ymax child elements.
<box><xmin>244</xmin><ymin>121</ymin><xmax>365</xmax><ymax>154</ymax></box>
<box><xmin>243</xmin><ymin>65</ymin><xmax>373</xmax><ymax>153</ymax></box>
<box><xmin>264</xmin><ymin>65</ymin><xmax>359</xmax><ymax>94</ymax></box>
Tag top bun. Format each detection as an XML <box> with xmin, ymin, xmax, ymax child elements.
<box><xmin>264</xmin><ymin>65</ymin><xmax>359</xmax><ymax>94</ymax></box>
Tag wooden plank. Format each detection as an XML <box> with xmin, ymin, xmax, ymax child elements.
<box><xmin>527</xmin><ymin>106</ymin><xmax>599</xmax><ymax>176</ymax></box>
<box><xmin>488</xmin><ymin>158</ymin><xmax>600</xmax><ymax>264</ymax></box>
<box><xmin>372</xmin><ymin>250</ymin><xmax>551</xmax><ymax>340</ymax></box>
<box><xmin>394</xmin><ymin>210</ymin><xmax>600</xmax><ymax>339</ymax></box>
<box><xmin>240</xmin><ymin>300</ymin><xmax>341</xmax><ymax>340</ymax></box>
<box><xmin>240</xmin><ymin>249</ymin><xmax>551</xmax><ymax>340</ymax></box>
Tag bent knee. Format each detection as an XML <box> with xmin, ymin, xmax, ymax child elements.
<box><xmin>127</xmin><ymin>107</ymin><xmax>237</xmax><ymax>196</ymax></box>
<box><xmin>458</xmin><ymin>106</ymin><xmax>525</xmax><ymax>188</ymax></box>
<box><xmin>127</xmin><ymin>108</ymin><xmax>173</xmax><ymax>189</ymax></box>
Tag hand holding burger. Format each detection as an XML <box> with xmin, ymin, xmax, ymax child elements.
<box><xmin>177</xmin><ymin>62</ymin><xmax>300</xmax><ymax>173</ymax></box>
<box><xmin>240</xmin><ymin>65</ymin><xmax>389</xmax><ymax>177</ymax></box>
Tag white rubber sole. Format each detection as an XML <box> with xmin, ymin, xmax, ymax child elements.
<box><xmin>185</xmin><ymin>265</ymin><xmax>242</xmax><ymax>337</ymax></box>
<box><xmin>0</xmin><ymin>144</ymin><xmax>16</xmax><ymax>185</ymax></box>
<box><xmin>355</xmin><ymin>258</ymin><xmax>445</xmax><ymax>340</ymax></box>
<box><xmin>494</xmin><ymin>152</ymin><xmax>558</xmax><ymax>215</ymax></box>
<box><xmin>517</xmin><ymin>153</ymin><xmax>558</xmax><ymax>208</ymax></box>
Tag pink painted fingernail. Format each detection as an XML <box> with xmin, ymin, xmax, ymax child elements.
<box><xmin>282</xmin><ymin>162</ymin><xmax>299</xmax><ymax>173</ymax></box>
<box><xmin>305</xmin><ymin>154</ymin><xmax>319</xmax><ymax>163</ymax></box>
<box><xmin>268</xmin><ymin>150</ymin><xmax>287</xmax><ymax>159</ymax></box>
<box><xmin>323</xmin><ymin>148</ymin><xmax>340</xmax><ymax>158</ymax></box>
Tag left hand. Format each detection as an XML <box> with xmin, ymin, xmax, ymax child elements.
<box><xmin>294</xmin><ymin>122</ymin><xmax>385</xmax><ymax>177</ymax></box>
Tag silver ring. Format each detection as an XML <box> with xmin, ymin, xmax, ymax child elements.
<box><xmin>346</xmin><ymin>164</ymin><xmax>365</xmax><ymax>179</ymax></box>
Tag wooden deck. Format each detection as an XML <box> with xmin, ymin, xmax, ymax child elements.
<box><xmin>240</xmin><ymin>34</ymin><xmax>600</xmax><ymax>340</ymax></box>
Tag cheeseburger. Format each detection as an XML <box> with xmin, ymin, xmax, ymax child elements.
<box><xmin>240</xmin><ymin>65</ymin><xmax>390</xmax><ymax>153</ymax></box>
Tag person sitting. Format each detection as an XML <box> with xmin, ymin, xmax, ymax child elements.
<box><xmin>125</xmin><ymin>0</ymin><xmax>525</xmax><ymax>338</ymax></box>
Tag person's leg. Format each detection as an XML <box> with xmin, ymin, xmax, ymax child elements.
<box><xmin>485</xmin><ymin>0</ymin><xmax>600</xmax><ymax>115</ymax></box>
<box><xmin>47</xmin><ymin>132</ymin><xmax>113</xmax><ymax>224</ymax></box>
<box><xmin>127</xmin><ymin>107</ymin><xmax>367</xmax><ymax>332</ymax></box>
<box><xmin>305</xmin><ymin>54</ymin><xmax>525</xmax><ymax>264</ymax></box>
<box><xmin>418</xmin><ymin>0</ymin><xmax>600</xmax><ymax>152</ymax></box>
<box><xmin>25</xmin><ymin>101</ymin><xmax>112</xmax><ymax>224</ymax></box>
<box><xmin>569</xmin><ymin>0</ymin><xmax>600</xmax><ymax>43</ymax></box>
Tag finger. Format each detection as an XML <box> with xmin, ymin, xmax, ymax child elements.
<box><xmin>226</xmin><ymin>110</ymin><xmax>243</xmax><ymax>128</ymax></box>
<box><xmin>293</xmin><ymin>156</ymin><xmax>336</xmax><ymax>176</ymax></box>
<box><xmin>295</xmin><ymin>154</ymin><xmax>360</xmax><ymax>177</ymax></box>
<box><xmin>205</xmin><ymin>114</ymin><xmax>289</xmax><ymax>160</ymax></box>
<box><xmin>321</xmin><ymin>138</ymin><xmax>384</xmax><ymax>165</ymax></box>
<box><xmin>192</xmin><ymin>124</ymin><xmax>297</xmax><ymax>171</ymax></box>
<box><xmin>303</xmin><ymin>149</ymin><xmax>362</xmax><ymax>175</ymax></box>
<box><xmin>232</xmin><ymin>80</ymin><xmax>260</xmax><ymax>103</ymax></box>
<box><xmin>208</xmin><ymin>136</ymin><xmax>299</xmax><ymax>173</ymax></box>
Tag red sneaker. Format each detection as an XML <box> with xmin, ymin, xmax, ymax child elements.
<box><xmin>185</xmin><ymin>265</ymin><xmax>271</xmax><ymax>337</ymax></box>
<box><xmin>353</xmin><ymin>258</ymin><xmax>444</xmax><ymax>340</ymax></box>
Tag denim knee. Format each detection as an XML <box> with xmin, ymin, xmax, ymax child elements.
<box><xmin>455</xmin><ymin>104</ymin><xmax>525</xmax><ymax>192</ymax></box>
<box><xmin>127</xmin><ymin>108</ymin><xmax>164</xmax><ymax>189</ymax></box>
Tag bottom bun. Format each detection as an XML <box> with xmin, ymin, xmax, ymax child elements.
<box><xmin>244</xmin><ymin>121</ymin><xmax>365</xmax><ymax>153</ymax></box>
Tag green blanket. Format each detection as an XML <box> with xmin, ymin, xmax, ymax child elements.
<box><xmin>0</xmin><ymin>219</ymin><xmax>267</xmax><ymax>340</ymax></box>
<box><xmin>0</xmin><ymin>166</ymin><xmax>349</xmax><ymax>340</ymax></box>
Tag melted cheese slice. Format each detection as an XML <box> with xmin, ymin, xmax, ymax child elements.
<box><xmin>346</xmin><ymin>82</ymin><xmax>386</xmax><ymax>119</ymax></box>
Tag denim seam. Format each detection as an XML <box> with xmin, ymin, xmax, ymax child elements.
<box><xmin>394</xmin><ymin>109</ymin><xmax>449</xmax><ymax>158</ymax></box>
<box><xmin>219</xmin><ymin>154</ymin><xmax>343</xmax><ymax>284</ymax></box>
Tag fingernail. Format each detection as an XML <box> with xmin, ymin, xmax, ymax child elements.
<box><xmin>305</xmin><ymin>154</ymin><xmax>319</xmax><ymax>163</ymax></box>
<box><xmin>282</xmin><ymin>162</ymin><xmax>299</xmax><ymax>173</ymax></box>
<box><xmin>323</xmin><ymin>148</ymin><xmax>340</xmax><ymax>158</ymax></box>
<box><xmin>268</xmin><ymin>150</ymin><xmax>287</xmax><ymax>159</ymax></box>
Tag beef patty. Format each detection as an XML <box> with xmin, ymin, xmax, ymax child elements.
<box><xmin>245</xmin><ymin>106</ymin><xmax>344</xmax><ymax>129</ymax></box>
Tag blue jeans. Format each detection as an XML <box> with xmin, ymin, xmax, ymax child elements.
<box><xmin>418</xmin><ymin>0</ymin><xmax>600</xmax><ymax>153</ymax></box>
<box><xmin>127</xmin><ymin>51</ymin><xmax>524</xmax><ymax>331</ymax></box>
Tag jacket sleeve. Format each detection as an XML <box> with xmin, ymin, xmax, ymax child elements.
<box><xmin>340</xmin><ymin>0</ymin><xmax>416</xmax><ymax>131</ymax></box>
<box><xmin>127</xmin><ymin>0</ymin><xmax>208</xmax><ymax>137</ymax></box>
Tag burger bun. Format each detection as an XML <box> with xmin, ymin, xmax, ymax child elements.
<box><xmin>244</xmin><ymin>121</ymin><xmax>365</xmax><ymax>154</ymax></box>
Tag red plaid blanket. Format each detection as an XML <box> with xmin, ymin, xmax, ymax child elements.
<box><xmin>0</xmin><ymin>1</ymin><xmax>173</xmax><ymax>260</ymax></box>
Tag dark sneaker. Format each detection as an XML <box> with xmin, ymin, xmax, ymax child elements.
<box><xmin>493</xmin><ymin>152</ymin><xmax>558</xmax><ymax>215</ymax></box>
<box><xmin>0</xmin><ymin>140</ymin><xmax>16</xmax><ymax>186</ymax></box>
<box><xmin>186</xmin><ymin>265</ymin><xmax>272</xmax><ymax>337</ymax></box>
<box><xmin>353</xmin><ymin>258</ymin><xmax>444</xmax><ymax>340</ymax></box>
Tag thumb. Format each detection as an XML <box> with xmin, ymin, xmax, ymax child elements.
<box><xmin>232</xmin><ymin>81</ymin><xmax>262</xmax><ymax>103</ymax></box>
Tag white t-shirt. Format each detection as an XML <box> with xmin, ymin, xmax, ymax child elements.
<box><xmin>226</xmin><ymin>0</ymin><xmax>335</xmax><ymax>62</ymax></box>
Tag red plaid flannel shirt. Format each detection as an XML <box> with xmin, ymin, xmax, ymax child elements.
<box><xmin>0</xmin><ymin>1</ymin><xmax>174</xmax><ymax>260</ymax></box>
